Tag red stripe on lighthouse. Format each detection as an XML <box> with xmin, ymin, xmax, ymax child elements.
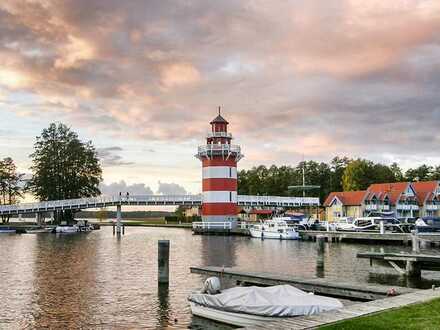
<box><xmin>202</xmin><ymin>178</ymin><xmax>237</xmax><ymax>191</ymax></box>
<box><xmin>202</xmin><ymin>203</ymin><xmax>238</xmax><ymax>215</ymax></box>
<box><xmin>202</xmin><ymin>159</ymin><xmax>237</xmax><ymax>167</ymax></box>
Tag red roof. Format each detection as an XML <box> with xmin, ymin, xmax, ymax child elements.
<box><xmin>412</xmin><ymin>181</ymin><xmax>439</xmax><ymax>205</ymax></box>
<box><xmin>324</xmin><ymin>191</ymin><xmax>367</xmax><ymax>206</ymax></box>
<box><xmin>366</xmin><ymin>182</ymin><xmax>410</xmax><ymax>205</ymax></box>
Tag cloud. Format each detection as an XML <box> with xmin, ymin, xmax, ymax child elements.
<box><xmin>157</xmin><ymin>181</ymin><xmax>187</xmax><ymax>195</ymax></box>
<box><xmin>100</xmin><ymin>180</ymin><xmax>153</xmax><ymax>196</ymax></box>
<box><xmin>97</xmin><ymin>146</ymin><xmax>134</xmax><ymax>166</ymax></box>
<box><xmin>1</xmin><ymin>0</ymin><xmax>440</xmax><ymax>171</ymax></box>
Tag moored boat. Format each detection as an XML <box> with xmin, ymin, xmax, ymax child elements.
<box><xmin>249</xmin><ymin>217</ymin><xmax>299</xmax><ymax>240</ymax></box>
<box><xmin>0</xmin><ymin>227</ymin><xmax>16</xmax><ymax>234</ymax></box>
<box><xmin>188</xmin><ymin>277</ymin><xmax>343</xmax><ymax>327</ymax></box>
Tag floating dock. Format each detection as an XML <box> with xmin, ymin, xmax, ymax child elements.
<box><xmin>190</xmin><ymin>266</ymin><xmax>416</xmax><ymax>301</ymax></box>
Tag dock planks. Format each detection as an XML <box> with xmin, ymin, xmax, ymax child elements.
<box><xmin>244</xmin><ymin>288</ymin><xmax>440</xmax><ymax>329</ymax></box>
<box><xmin>190</xmin><ymin>266</ymin><xmax>416</xmax><ymax>300</ymax></box>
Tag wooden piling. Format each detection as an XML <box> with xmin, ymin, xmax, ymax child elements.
<box><xmin>158</xmin><ymin>240</ymin><xmax>170</xmax><ymax>284</ymax></box>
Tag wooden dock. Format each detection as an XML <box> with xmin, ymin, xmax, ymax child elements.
<box><xmin>357</xmin><ymin>252</ymin><xmax>440</xmax><ymax>277</ymax></box>
<box><xmin>299</xmin><ymin>230</ymin><xmax>440</xmax><ymax>244</ymax></box>
<box><xmin>190</xmin><ymin>266</ymin><xmax>416</xmax><ymax>301</ymax></box>
<box><xmin>244</xmin><ymin>287</ymin><xmax>440</xmax><ymax>329</ymax></box>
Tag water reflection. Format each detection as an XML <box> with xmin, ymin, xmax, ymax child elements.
<box><xmin>1</xmin><ymin>227</ymin><xmax>440</xmax><ymax>329</ymax></box>
<box><xmin>32</xmin><ymin>233</ymin><xmax>97</xmax><ymax>328</ymax></box>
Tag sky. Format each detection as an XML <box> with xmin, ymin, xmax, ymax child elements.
<box><xmin>1</xmin><ymin>0</ymin><xmax>440</xmax><ymax>196</ymax></box>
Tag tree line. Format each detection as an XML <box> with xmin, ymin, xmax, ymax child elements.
<box><xmin>238</xmin><ymin>158</ymin><xmax>440</xmax><ymax>203</ymax></box>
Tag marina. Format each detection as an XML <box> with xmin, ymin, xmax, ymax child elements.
<box><xmin>3</xmin><ymin>226</ymin><xmax>440</xmax><ymax>329</ymax></box>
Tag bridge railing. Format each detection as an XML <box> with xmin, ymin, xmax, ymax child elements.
<box><xmin>237</xmin><ymin>195</ymin><xmax>319</xmax><ymax>206</ymax></box>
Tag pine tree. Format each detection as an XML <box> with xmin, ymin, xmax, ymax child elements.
<box><xmin>0</xmin><ymin>157</ymin><xmax>24</xmax><ymax>223</ymax></box>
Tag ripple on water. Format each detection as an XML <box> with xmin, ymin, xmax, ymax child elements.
<box><xmin>1</xmin><ymin>227</ymin><xmax>440</xmax><ymax>329</ymax></box>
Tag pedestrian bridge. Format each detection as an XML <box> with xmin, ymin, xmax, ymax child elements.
<box><xmin>0</xmin><ymin>195</ymin><xmax>319</xmax><ymax>215</ymax></box>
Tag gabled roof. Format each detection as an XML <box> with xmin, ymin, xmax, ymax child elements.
<box><xmin>324</xmin><ymin>191</ymin><xmax>367</xmax><ymax>207</ymax></box>
<box><xmin>412</xmin><ymin>181</ymin><xmax>439</xmax><ymax>205</ymax></box>
<box><xmin>366</xmin><ymin>182</ymin><xmax>410</xmax><ymax>205</ymax></box>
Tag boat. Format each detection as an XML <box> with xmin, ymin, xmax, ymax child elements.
<box><xmin>25</xmin><ymin>227</ymin><xmax>54</xmax><ymax>234</ymax></box>
<box><xmin>0</xmin><ymin>227</ymin><xmax>16</xmax><ymax>234</ymax></box>
<box><xmin>415</xmin><ymin>217</ymin><xmax>440</xmax><ymax>233</ymax></box>
<box><xmin>55</xmin><ymin>219</ymin><xmax>94</xmax><ymax>234</ymax></box>
<box><xmin>188</xmin><ymin>277</ymin><xmax>343</xmax><ymax>327</ymax></box>
<box><xmin>336</xmin><ymin>216</ymin><xmax>400</xmax><ymax>232</ymax></box>
<box><xmin>249</xmin><ymin>217</ymin><xmax>299</xmax><ymax>240</ymax></box>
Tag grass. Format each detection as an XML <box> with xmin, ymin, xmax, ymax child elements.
<box><xmin>320</xmin><ymin>298</ymin><xmax>440</xmax><ymax>330</ymax></box>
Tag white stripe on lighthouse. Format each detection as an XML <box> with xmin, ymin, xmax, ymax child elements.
<box><xmin>203</xmin><ymin>191</ymin><xmax>237</xmax><ymax>203</ymax></box>
<box><xmin>202</xmin><ymin>166</ymin><xmax>237</xmax><ymax>179</ymax></box>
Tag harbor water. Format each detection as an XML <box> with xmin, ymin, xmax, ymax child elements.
<box><xmin>1</xmin><ymin>226</ymin><xmax>440</xmax><ymax>329</ymax></box>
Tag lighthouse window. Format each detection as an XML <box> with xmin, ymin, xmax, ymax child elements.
<box><xmin>229</xmin><ymin>192</ymin><xmax>232</xmax><ymax>201</ymax></box>
<box><xmin>229</xmin><ymin>167</ymin><xmax>232</xmax><ymax>177</ymax></box>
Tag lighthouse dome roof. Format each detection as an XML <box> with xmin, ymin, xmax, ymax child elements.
<box><xmin>210</xmin><ymin>114</ymin><xmax>228</xmax><ymax>124</ymax></box>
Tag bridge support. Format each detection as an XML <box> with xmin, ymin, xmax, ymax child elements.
<box><xmin>116</xmin><ymin>204</ymin><xmax>122</xmax><ymax>236</ymax></box>
<box><xmin>35</xmin><ymin>212</ymin><xmax>45</xmax><ymax>225</ymax></box>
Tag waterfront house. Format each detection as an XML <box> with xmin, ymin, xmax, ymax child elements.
<box><xmin>323</xmin><ymin>191</ymin><xmax>367</xmax><ymax>222</ymax></box>
<box><xmin>365</xmin><ymin>182</ymin><xmax>418</xmax><ymax>218</ymax></box>
<box><xmin>248</xmin><ymin>209</ymin><xmax>273</xmax><ymax>222</ymax></box>
<box><xmin>412</xmin><ymin>181</ymin><xmax>440</xmax><ymax>217</ymax></box>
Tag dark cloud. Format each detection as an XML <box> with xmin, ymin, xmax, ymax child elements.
<box><xmin>97</xmin><ymin>146</ymin><xmax>134</xmax><ymax>166</ymax></box>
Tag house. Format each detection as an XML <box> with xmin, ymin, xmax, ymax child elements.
<box><xmin>248</xmin><ymin>209</ymin><xmax>273</xmax><ymax>222</ymax></box>
<box><xmin>412</xmin><ymin>181</ymin><xmax>440</xmax><ymax>217</ymax></box>
<box><xmin>183</xmin><ymin>206</ymin><xmax>201</xmax><ymax>217</ymax></box>
<box><xmin>365</xmin><ymin>182</ymin><xmax>418</xmax><ymax>218</ymax></box>
<box><xmin>323</xmin><ymin>191</ymin><xmax>367</xmax><ymax>222</ymax></box>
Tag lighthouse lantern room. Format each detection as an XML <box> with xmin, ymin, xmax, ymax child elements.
<box><xmin>196</xmin><ymin>108</ymin><xmax>243</xmax><ymax>227</ymax></box>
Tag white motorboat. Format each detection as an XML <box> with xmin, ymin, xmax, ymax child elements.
<box><xmin>336</xmin><ymin>216</ymin><xmax>400</xmax><ymax>232</ymax></box>
<box><xmin>189</xmin><ymin>277</ymin><xmax>343</xmax><ymax>327</ymax></box>
<box><xmin>55</xmin><ymin>225</ymin><xmax>79</xmax><ymax>233</ymax></box>
<box><xmin>249</xmin><ymin>217</ymin><xmax>299</xmax><ymax>240</ymax></box>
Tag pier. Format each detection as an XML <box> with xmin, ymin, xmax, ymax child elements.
<box><xmin>245</xmin><ymin>288</ymin><xmax>440</xmax><ymax>329</ymax></box>
<box><xmin>357</xmin><ymin>252</ymin><xmax>440</xmax><ymax>277</ymax></box>
<box><xmin>299</xmin><ymin>230</ymin><xmax>440</xmax><ymax>244</ymax></box>
<box><xmin>190</xmin><ymin>266</ymin><xmax>416</xmax><ymax>300</ymax></box>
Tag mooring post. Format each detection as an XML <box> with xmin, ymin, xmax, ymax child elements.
<box><xmin>412</xmin><ymin>233</ymin><xmax>420</xmax><ymax>253</ymax></box>
<box><xmin>316</xmin><ymin>235</ymin><xmax>325</xmax><ymax>270</ymax></box>
<box><xmin>158</xmin><ymin>240</ymin><xmax>170</xmax><ymax>284</ymax></box>
<box><xmin>116</xmin><ymin>204</ymin><xmax>122</xmax><ymax>236</ymax></box>
<box><xmin>379</xmin><ymin>220</ymin><xmax>385</xmax><ymax>235</ymax></box>
<box><xmin>112</xmin><ymin>224</ymin><xmax>115</xmax><ymax>235</ymax></box>
<box><xmin>122</xmin><ymin>224</ymin><xmax>125</xmax><ymax>235</ymax></box>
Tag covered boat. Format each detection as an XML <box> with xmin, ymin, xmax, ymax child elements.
<box><xmin>189</xmin><ymin>284</ymin><xmax>343</xmax><ymax>327</ymax></box>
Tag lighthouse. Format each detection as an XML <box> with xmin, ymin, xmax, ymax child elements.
<box><xmin>196</xmin><ymin>108</ymin><xmax>243</xmax><ymax>227</ymax></box>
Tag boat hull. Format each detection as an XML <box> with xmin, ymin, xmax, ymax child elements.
<box><xmin>190</xmin><ymin>302</ymin><xmax>286</xmax><ymax>327</ymax></box>
<box><xmin>249</xmin><ymin>229</ymin><xmax>299</xmax><ymax>240</ymax></box>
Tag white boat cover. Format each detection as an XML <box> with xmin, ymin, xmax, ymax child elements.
<box><xmin>188</xmin><ymin>285</ymin><xmax>343</xmax><ymax>317</ymax></box>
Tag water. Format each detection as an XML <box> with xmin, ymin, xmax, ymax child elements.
<box><xmin>1</xmin><ymin>227</ymin><xmax>440</xmax><ymax>329</ymax></box>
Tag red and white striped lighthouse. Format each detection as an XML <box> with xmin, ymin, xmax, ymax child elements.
<box><xmin>196</xmin><ymin>108</ymin><xmax>243</xmax><ymax>226</ymax></box>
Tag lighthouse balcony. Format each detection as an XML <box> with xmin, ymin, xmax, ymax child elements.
<box><xmin>207</xmin><ymin>132</ymin><xmax>232</xmax><ymax>139</ymax></box>
<box><xmin>196</xmin><ymin>144</ymin><xmax>243</xmax><ymax>159</ymax></box>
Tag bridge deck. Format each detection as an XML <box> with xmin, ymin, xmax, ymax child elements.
<box><xmin>0</xmin><ymin>195</ymin><xmax>319</xmax><ymax>215</ymax></box>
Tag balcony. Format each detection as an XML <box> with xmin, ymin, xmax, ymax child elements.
<box><xmin>365</xmin><ymin>204</ymin><xmax>378</xmax><ymax>211</ymax></box>
<box><xmin>207</xmin><ymin>132</ymin><xmax>232</xmax><ymax>139</ymax></box>
<box><xmin>396</xmin><ymin>204</ymin><xmax>419</xmax><ymax>211</ymax></box>
<box><xmin>197</xmin><ymin>144</ymin><xmax>243</xmax><ymax>160</ymax></box>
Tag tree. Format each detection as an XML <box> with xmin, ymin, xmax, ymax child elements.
<box><xmin>405</xmin><ymin>165</ymin><xmax>433</xmax><ymax>182</ymax></box>
<box><xmin>0</xmin><ymin>157</ymin><xmax>24</xmax><ymax>223</ymax></box>
<box><xmin>390</xmin><ymin>162</ymin><xmax>404</xmax><ymax>182</ymax></box>
<box><xmin>28</xmin><ymin>123</ymin><xmax>102</xmax><ymax>224</ymax></box>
